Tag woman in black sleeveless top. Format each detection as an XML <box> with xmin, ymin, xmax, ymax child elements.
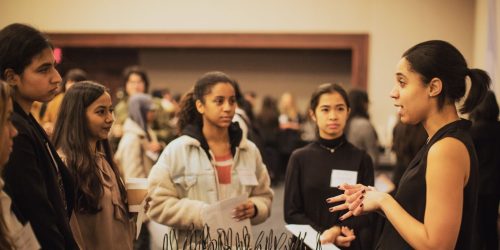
<box><xmin>327</xmin><ymin>40</ymin><xmax>490</xmax><ymax>249</ymax></box>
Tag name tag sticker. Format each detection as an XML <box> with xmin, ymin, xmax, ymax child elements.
<box><xmin>330</xmin><ymin>170</ymin><xmax>358</xmax><ymax>187</ymax></box>
<box><xmin>238</xmin><ymin>168</ymin><xmax>259</xmax><ymax>186</ymax></box>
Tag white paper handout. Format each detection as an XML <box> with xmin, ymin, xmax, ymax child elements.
<box><xmin>285</xmin><ymin>224</ymin><xmax>340</xmax><ymax>250</ymax></box>
<box><xmin>330</xmin><ymin>170</ymin><xmax>358</xmax><ymax>187</ymax></box>
<box><xmin>201</xmin><ymin>194</ymin><xmax>252</xmax><ymax>240</ymax></box>
<box><xmin>237</xmin><ymin>168</ymin><xmax>259</xmax><ymax>186</ymax></box>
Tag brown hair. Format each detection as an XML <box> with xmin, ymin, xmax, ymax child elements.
<box><xmin>0</xmin><ymin>81</ymin><xmax>14</xmax><ymax>249</ymax></box>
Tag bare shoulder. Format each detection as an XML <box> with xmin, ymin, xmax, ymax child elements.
<box><xmin>427</xmin><ymin>137</ymin><xmax>469</xmax><ymax>185</ymax></box>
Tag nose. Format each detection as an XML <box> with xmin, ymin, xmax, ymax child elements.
<box><xmin>223</xmin><ymin>100</ymin><xmax>233</xmax><ymax>112</ymax></box>
<box><xmin>328</xmin><ymin>110</ymin><xmax>337</xmax><ymax>120</ymax></box>
<box><xmin>106</xmin><ymin>111</ymin><xmax>115</xmax><ymax>124</ymax></box>
<box><xmin>52</xmin><ymin>67</ymin><xmax>62</xmax><ymax>85</ymax></box>
<box><xmin>390</xmin><ymin>85</ymin><xmax>399</xmax><ymax>99</ymax></box>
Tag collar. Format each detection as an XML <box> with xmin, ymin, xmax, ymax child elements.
<box><xmin>318</xmin><ymin>134</ymin><xmax>346</xmax><ymax>148</ymax></box>
<box><xmin>181</xmin><ymin>122</ymin><xmax>244</xmax><ymax>159</ymax></box>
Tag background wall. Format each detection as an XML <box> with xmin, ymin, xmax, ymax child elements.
<box><xmin>1</xmin><ymin>0</ymin><xmax>497</xmax><ymax>146</ymax></box>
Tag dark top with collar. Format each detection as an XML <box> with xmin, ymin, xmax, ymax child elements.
<box><xmin>284</xmin><ymin>135</ymin><xmax>375</xmax><ymax>250</ymax></box>
<box><xmin>377</xmin><ymin>119</ymin><xmax>478</xmax><ymax>250</ymax></box>
<box><xmin>3</xmin><ymin>101</ymin><xmax>78</xmax><ymax>250</ymax></box>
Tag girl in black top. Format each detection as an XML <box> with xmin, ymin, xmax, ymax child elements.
<box><xmin>284</xmin><ymin>83</ymin><xmax>374</xmax><ymax>249</ymax></box>
<box><xmin>0</xmin><ymin>23</ymin><xmax>78</xmax><ymax>249</ymax></box>
<box><xmin>328</xmin><ymin>40</ymin><xmax>490</xmax><ymax>249</ymax></box>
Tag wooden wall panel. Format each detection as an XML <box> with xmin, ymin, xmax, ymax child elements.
<box><xmin>49</xmin><ymin>33</ymin><xmax>369</xmax><ymax>90</ymax></box>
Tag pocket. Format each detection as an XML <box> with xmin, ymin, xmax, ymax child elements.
<box><xmin>172</xmin><ymin>174</ymin><xmax>197</xmax><ymax>190</ymax></box>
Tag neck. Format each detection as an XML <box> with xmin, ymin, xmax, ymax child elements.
<box><xmin>319</xmin><ymin>131</ymin><xmax>343</xmax><ymax>140</ymax></box>
<box><xmin>202</xmin><ymin>123</ymin><xmax>229</xmax><ymax>143</ymax></box>
<box><xmin>422</xmin><ymin>104</ymin><xmax>459</xmax><ymax>140</ymax></box>
<box><xmin>14</xmin><ymin>94</ymin><xmax>33</xmax><ymax>115</ymax></box>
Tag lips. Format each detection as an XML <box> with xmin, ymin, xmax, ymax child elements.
<box><xmin>394</xmin><ymin>104</ymin><xmax>403</xmax><ymax>115</ymax></box>
<box><xmin>327</xmin><ymin>124</ymin><xmax>340</xmax><ymax>129</ymax></box>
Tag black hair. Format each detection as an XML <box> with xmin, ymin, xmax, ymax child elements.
<box><xmin>61</xmin><ymin>68</ymin><xmax>88</xmax><ymax>92</ymax></box>
<box><xmin>177</xmin><ymin>71</ymin><xmax>235</xmax><ymax>132</ymax></box>
<box><xmin>122</xmin><ymin>65</ymin><xmax>150</xmax><ymax>95</ymax></box>
<box><xmin>0</xmin><ymin>23</ymin><xmax>53</xmax><ymax>79</ymax></box>
<box><xmin>232</xmin><ymin>79</ymin><xmax>255</xmax><ymax>122</ymax></box>
<box><xmin>469</xmin><ymin>91</ymin><xmax>499</xmax><ymax>122</ymax></box>
<box><xmin>402</xmin><ymin>40</ymin><xmax>490</xmax><ymax>113</ymax></box>
<box><xmin>309</xmin><ymin>83</ymin><xmax>350</xmax><ymax>113</ymax></box>
<box><xmin>151</xmin><ymin>88</ymin><xmax>170</xmax><ymax>99</ymax></box>
<box><xmin>348</xmin><ymin>89</ymin><xmax>369</xmax><ymax>119</ymax></box>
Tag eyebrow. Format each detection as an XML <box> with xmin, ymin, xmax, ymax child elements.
<box><xmin>35</xmin><ymin>62</ymin><xmax>54</xmax><ymax>70</ymax></box>
<box><xmin>320</xmin><ymin>103</ymin><xmax>346</xmax><ymax>108</ymax></box>
<box><xmin>94</xmin><ymin>105</ymin><xmax>109</xmax><ymax>110</ymax></box>
<box><xmin>396</xmin><ymin>72</ymin><xmax>407</xmax><ymax>78</ymax></box>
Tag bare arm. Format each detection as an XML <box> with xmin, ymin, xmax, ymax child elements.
<box><xmin>329</xmin><ymin>137</ymin><xmax>469</xmax><ymax>249</ymax></box>
<box><xmin>375</xmin><ymin>138</ymin><xmax>468</xmax><ymax>249</ymax></box>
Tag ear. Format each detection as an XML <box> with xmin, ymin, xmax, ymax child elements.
<box><xmin>3</xmin><ymin>69</ymin><xmax>21</xmax><ymax>87</ymax></box>
<box><xmin>428</xmin><ymin>77</ymin><xmax>442</xmax><ymax>98</ymax></box>
<box><xmin>195</xmin><ymin>99</ymin><xmax>204</xmax><ymax>114</ymax></box>
<box><xmin>308</xmin><ymin>109</ymin><xmax>316</xmax><ymax>122</ymax></box>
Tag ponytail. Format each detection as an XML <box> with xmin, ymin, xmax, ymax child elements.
<box><xmin>460</xmin><ymin>68</ymin><xmax>491</xmax><ymax>114</ymax></box>
<box><xmin>177</xmin><ymin>89</ymin><xmax>202</xmax><ymax>133</ymax></box>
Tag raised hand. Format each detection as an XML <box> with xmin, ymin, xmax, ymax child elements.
<box><xmin>326</xmin><ymin>183</ymin><xmax>380</xmax><ymax>221</ymax></box>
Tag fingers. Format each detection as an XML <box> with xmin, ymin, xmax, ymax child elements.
<box><xmin>232</xmin><ymin>201</ymin><xmax>255</xmax><ymax>221</ymax></box>
<box><xmin>348</xmin><ymin>194</ymin><xmax>364</xmax><ymax>211</ymax></box>
<box><xmin>341</xmin><ymin>226</ymin><xmax>354</xmax><ymax>237</ymax></box>
<box><xmin>352</xmin><ymin>203</ymin><xmax>364</xmax><ymax>216</ymax></box>
<box><xmin>335</xmin><ymin>226</ymin><xmax>355</xmax><ymax>247</ymax></box>
<box><xmin>328</xmin><ymin>188</ymin><xmax>365</xmax><ymax>213</ymax></box>
<box><xmin>329</xmin><ymin>203</ymin><xmax>348</xmax><ymax>213</ymax></box>
<box><xmin>338</xmin><ymin>183</ymin><xmax>365</xmax><ymax>191</ymax></box>
<box><xmin>345</xmin><ymin>189</ymin><xmax>364</xmax><ymax>203</ymax></box>
<box><xmin>335</xmin><ymin>234</ymin><xmax>356</xmax><ymax>247</ymax></box>
<box><xmin>319</xmin><ymin>226</ymin><xmax>341</xmax><ymax>244</ymax></box>
<box><xmin>326</xmin><ymin>194</ymin><xmax>345</xmax><ymax>204</ymax></box>
<box><xmin>339</xmin><ymin>210</ymin><xmax>353</xmax><ymax>221</ymax></box>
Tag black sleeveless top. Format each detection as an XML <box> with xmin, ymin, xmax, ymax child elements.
<box><xmin>377</xmin><ymin>119</ymin><xmax>478</xmax><ymax>250</ymax></box>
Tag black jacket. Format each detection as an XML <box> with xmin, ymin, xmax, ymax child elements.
<box><xmin>3</xmin><ymin>101</ymin><xmax>78</xmax><ymax>250</ymax></box>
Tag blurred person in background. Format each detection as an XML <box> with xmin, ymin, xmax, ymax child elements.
<box><xmin>255</xmin><ymin>96</ymin><xmax>281</xmax><ymax>184</ymax></box>
<box><xmin>277</xmin><ymin>92</ymin><xmax>304</xmax><ymax>181</ymax></box>
<box><xmin>42</xmin><ymin>68</ymin><xmax>88</xmax><ymax>137</ymax></box>
<box><xmin>391</xmin><ymin>121</ymin><xmax>427</xmax><ymax>187</ymax></box>
<box><xmin>469</xmin><ymin>90</ymin><xmax>500</xmax><ymax>250</ymax></box>
<box><xmin>110</xmin><ymin>66</ymin><xmax>150</xmax><ymax>151</ymax></box>
<box><xmin>151</xmin><ymin>88</ymin><xmax>178</xmax><ymax>146</ymax></box>
<box><xmin>345</xmin><ymin>89</ymin><xmax>380</xmax><ymax>167</ymax></box>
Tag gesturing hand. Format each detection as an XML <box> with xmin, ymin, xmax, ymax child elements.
<box><xmin>326</xmin><ymin>183</ymin><xmax>383</xmax><ymax>221</ymax></box>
